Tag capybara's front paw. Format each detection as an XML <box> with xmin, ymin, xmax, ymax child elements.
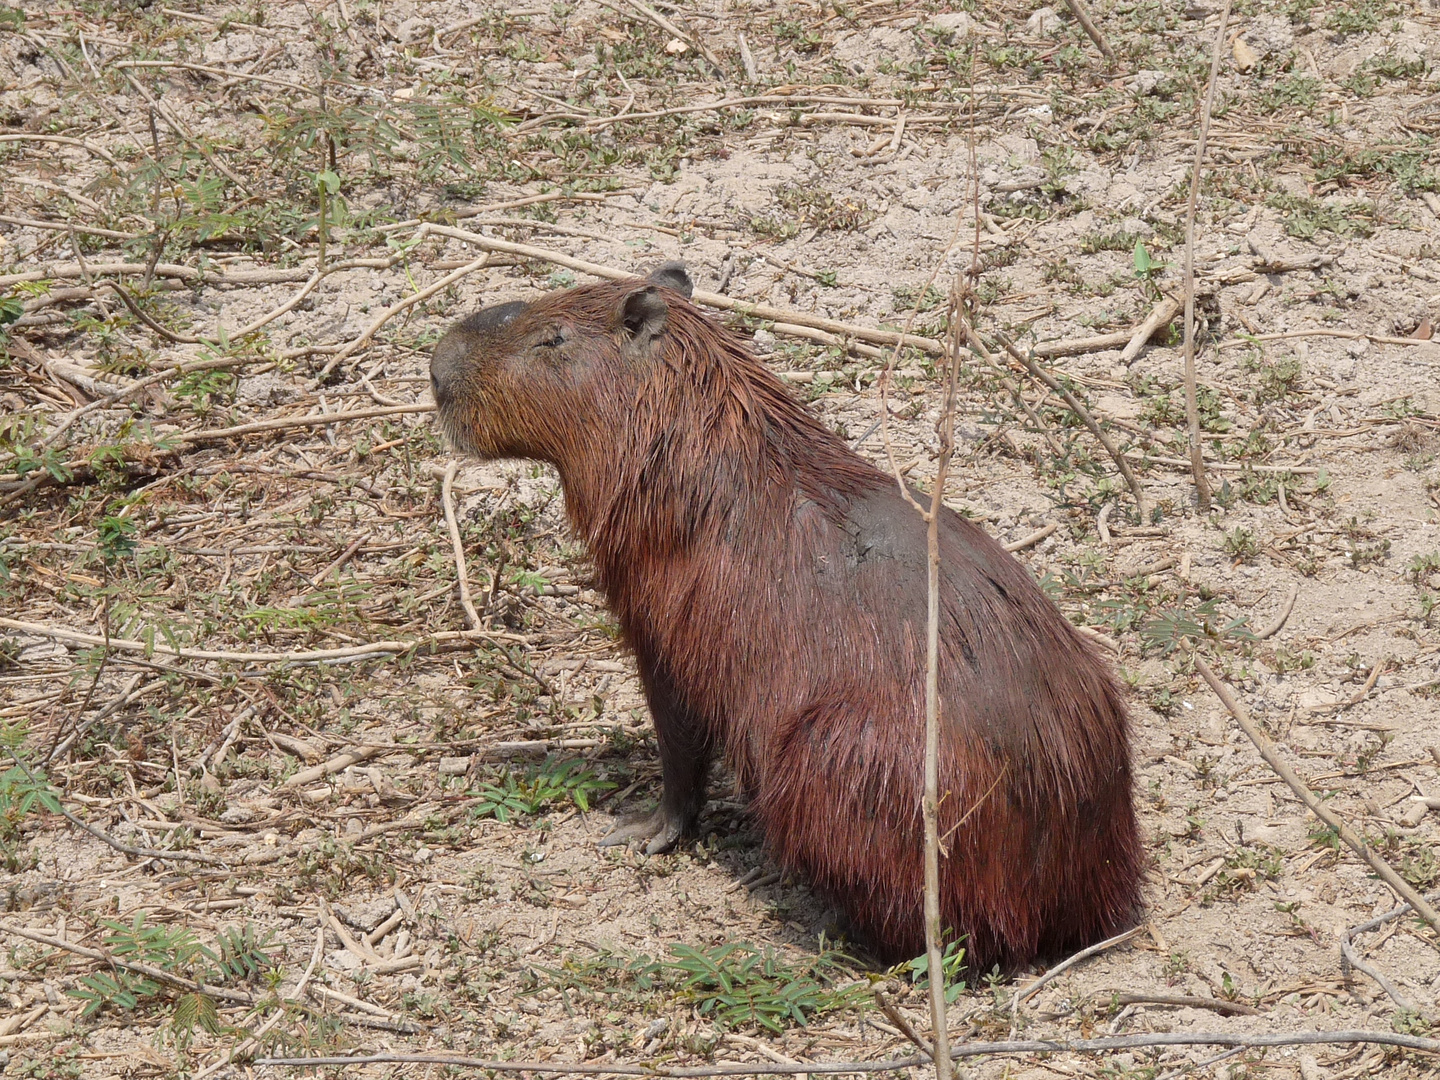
<box><xmin>597</xmin><ymin>807</ymin><xmax>687</xmax><ymax>854</ymax></box>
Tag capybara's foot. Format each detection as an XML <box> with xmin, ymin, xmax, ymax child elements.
<box><xmin>598</xmin><ymin>807</ymin><xmax>688</xmax><ymax>854</ymax></box>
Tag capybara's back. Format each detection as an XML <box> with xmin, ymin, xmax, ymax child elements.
<box><xmin>431</xmin><ymin>262</ymin><xmax>1144</xmax><ymax>970</ymax></box>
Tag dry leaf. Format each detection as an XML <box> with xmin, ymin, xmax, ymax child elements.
<box><xmin>664</xmin><ymin>37</ymin><xmax>690</xmax><ymax>55</ymax></box>
<box><xmin>1232</xmin><ymin>36</ymin><xmax>1258</xmax><ymax>71</ymax></box>
<box><xmin>1413</xmin><ymin>317</ymin><xmax>1432</xmax><ymax>340</ymax></box>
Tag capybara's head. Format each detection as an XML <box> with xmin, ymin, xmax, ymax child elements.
<box><xmin>430</xmin><ymin>262</ymin><xmax>695</xmax><ymax>464</ymax></box>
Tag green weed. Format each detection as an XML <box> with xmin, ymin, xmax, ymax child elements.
<box><xmin>469</xmin><ymin>757</ymin><xmax>614</xmax><ymax>822</ymax></box>
<box><xmin>1138</xmin><ymin>599</ymin><xmax>1254</xmax><ymax>655</ymax></box>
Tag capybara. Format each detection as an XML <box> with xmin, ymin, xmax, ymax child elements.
<box><xmin>430</xmin><ymin>262</ymin><xmax>1143</xmax><ymax>970</ymax></box>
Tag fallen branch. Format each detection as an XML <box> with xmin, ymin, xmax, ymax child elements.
<box><xmin>1340</xmin><ymin>891</ymin><xmax>1440</xmax><ymax>1015</ymax></box>
<box><xmin>0</xmin><ymin>617</ymin><xmax>528</xmax><ymax>665</ymax></box>
<box><xmin>1305</xmin><ymin>657</ymin><xmax>1384</xmax><ymax>715</ymax></box>
<box><xmin>992</xmin><ymin>331</ymin><xmax>1149</xmax><ymax>522</ymax></box>
<box><xmin>421</xmin><ymin>225</ymin><xmax>945</xmax><ymax>354</ymax></box>
<box><xmin>1031</xmin><ymin>297</ymin><xmax>1179</xmax><ymax>359</ymax></box>
<box><xmin>0</xmin><ymin>257</ymin><xmax>403</xmax><ymax>291</ymax></box>
<box><xmin>1255</xmin><ymin>582</ymin><xmax>1299</xmax><ymax>640</ymax></box>
<box><xmin>0</xmin><ymin>132</ymin><xmax>120</xmax><ymax>166</ymax></box>
<box><xmin>255</xmin><ymin>1029</ymin><xmax>1440</xmax><ymax>1074</ymax></box>
<box><xmin>1219</xmin><ymin>327</ymin><xmax>1440</xmax><ymax>350</ymax></box>
<box><xmin>1003</xmin><ymin>522</ymin><xmax>1057</xmax><ymax>552</ymax></box>
<box><xmin>169</xmin><ymin>403</ymin><xmax>432</xmax><ymax>446</ymax></box>
<box><xmin>1194</xmin><ymin>655</ymin><xmax>1440</xmax><ymax>941</ymax></box>
<box><xmin>1014</xmin><ymin>925</ymin><xmax>1144</xmax><ymax>1009</ymax></box>
<box><xmin>1105</xmin><ymin>992</ymin><xmax>1260</xmax><ymax>1017</ymax></box>
<box><xmin>312</xmin><ymin>252</ymin><xmax>495</xmax><ymax>381</ymax></box>
<box><xmin>281</xmin><ymin>746</ymin><xmax>386</xmax><ymax>788</ymax></box>
<box><xmin>1119</xmin><ymin>296</ymin><xmax>1183</xmax><ymax>363</ymax></box>
<box><xmin>442</xmin><ymin>460</ymin><xmax>484</xmax><ymax>629</ymax></box>
<box><xmin>1128</xmin><ymin>455</ymin><xmax>1320</xmax><ymax>476</ymax></box>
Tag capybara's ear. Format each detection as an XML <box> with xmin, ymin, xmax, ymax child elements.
<box><xmin>618</xmin><ymin>285</ymin><xmax>670</xmax><ymax>348</ymax></box>
<box><xmin>647</xmin><ymin>261</ymin><xmax>693</xmax><ymax>299</ymax></box>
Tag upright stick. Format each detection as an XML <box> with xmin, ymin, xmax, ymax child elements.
<box><xmin>1181</xmin><ymin>0</ymin><xmax>1231</xmax><ymax>511</ymax></box>
<box><xmin>922</xmin><ymin>280</ymin><xmax>968</xmax><ymax>1080</ymax></box>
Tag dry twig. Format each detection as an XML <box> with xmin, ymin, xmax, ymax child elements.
<box><xmin>990</xmin><ymin>331</ymin><xmax>1149</xmax><ymax>522</ymax></box>
<box><xmin>442</xmin><ymin>459</ymin><xmax>484</xmax><ymax>629</ymax></box>
<box><xmin>1194</xmin><ymin>656</ymin><xmax>1440</xmax><ymax>940</ymax></box>
<box><xmin>255</xmin><ymin>1029</ymin><xmax>1440</xmax><ymax>1073</ymax></box>
<box><xmin>1180</xmin><ymin>0</ymin><xmax>1231</xmax><ymax>510</ymax></box>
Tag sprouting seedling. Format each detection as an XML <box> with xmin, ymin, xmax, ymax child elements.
<box><xmin>1133</xmin><ymin>240</ymin><xmax>1166</xmax><ymax>298</ymax></box>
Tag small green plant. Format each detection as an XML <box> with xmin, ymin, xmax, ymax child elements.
<box><xmin>1164</xmin><ymin>951</ymin><xmax>1190</xmax><ymax>983</ymax></box>
<box><xmin>1138</xmin><ymin>599</ymin><xmax>1254</xmax><ymax>655</ymax></box>
<box><xmin>1348</xmin><ymin>537</ymin><xmax>1391</xmax><ymax>568</ymax></box>
<box><xmin>97</xmin><ymin>515</ymin><xmax>139</xmax><ymax>563</ymax></box>
<box><xmin>1407</xmin><ymin>552</ymin><xmax>1440</xmax><ymax>581</ymax></box>
<box><xmin>1325</xmin><ymin>0</ymin><xmax>1389</xmax><ymax>35</ymax></box>
<box><xmin>532</xmin><ymin>941</ymin><xmax>868</xmax><ymax>1033</ymax></box>
<box><xmin>68</xmin><ymin>914</ymin><xmax>274</xmax><ymax>1019</ymax></box>
<box><xmin>1256</xmin><ymin>74</ymin><xmax>1322</xmax><ymax>114</ymax></box>
<box><xmin>1223</xmin><ymin>527</ymin><xmax>1260</xmax><ymax>562</ymax></box>
<box><xmin>1132</xmin><ymin>241</ymin><xmax>1166</xmax><ymax>298</ymax></box>
<box><xmin>668</xmin><ymin>942</ymin><xmax>868</xmax><ymax>1032</ymax></box>
<box><xmin>1255</xmin><ymin>356</ymin><xmax>1304</xmax><ymax>403</ymax></box>
<box><xmin>0</xmin><ymin>292</ymin><xmax>22</xmax><ymax>329</ymax></box>
<box><xmin>1080</xmin><ymin>229</ymin><xmax>1144</xmax><ymax>254</ymax></box>
<box><xmin>0</xmin><ymin>750</ymin><xmax>62</xmax><ymax>870</ymax></box>
<box><xmin>898</xmin><ymin>938</ymin><xmax>968</xmax><ymax>1003</ymax></box>
<box><xmin>470</xmin><ymin>757</ymin><xmax>614</xmax><ymax>822</ymax></box>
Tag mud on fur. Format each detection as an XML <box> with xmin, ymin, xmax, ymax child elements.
<box><xmin>430</xmin><ymin>262</ymin><xmax>1144</xmax><ymax>971</ymax></box>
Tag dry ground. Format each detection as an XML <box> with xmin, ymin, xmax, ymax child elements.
<box><xmin>1</xmin><ymin>0</ymin><xmax>1439</xmax><ymax>1076</ymax></box>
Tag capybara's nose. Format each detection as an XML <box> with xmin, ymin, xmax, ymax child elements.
<box><xmin>429</xmin><ymin>329</ymin><xmax>468</xmax><ymax>409</ymax></box>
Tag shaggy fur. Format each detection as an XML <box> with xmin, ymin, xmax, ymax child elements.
<box><xmin>430</xmin><ymin>265</ymin><xmax>1144</xmax><ymax>969</ymax></box>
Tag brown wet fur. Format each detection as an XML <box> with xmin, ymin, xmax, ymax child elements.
<box><xmin>430</xmin><ymin>267</ymin><xmax>1145</xmax><ymax>970</ymax></box>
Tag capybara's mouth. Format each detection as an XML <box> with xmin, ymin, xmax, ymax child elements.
<box><xmin>431</xmin><ymin>402</ymin><xmax>485</xmax><ymax>459</ymax></box>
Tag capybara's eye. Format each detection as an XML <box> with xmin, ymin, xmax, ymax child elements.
<box><xmin>536</xmin><ymin>329</ymin><xmax>567</xmax><ymax>349</ymax></box>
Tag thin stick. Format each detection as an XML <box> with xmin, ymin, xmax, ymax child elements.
<box><xmin>312</xmin><ymin>253</ymin><xmax>493</xmax><ymax>381</ymax></box>
<box><xmin>0</xmin><ymin>132</ymin><xmax>120</xmax><ymax>166</ymax></box>
<box><xmin>4</xmin><ymin>751</ymin><xmax>224</xmax><ymax>864</ymax></box>
<box><xmin>421</xmin><ymin>226</ymin><xmax>944</xmax><ymax>354</ymax></box>
<box><xmin>45</xmin><ymin>672</ymin><xmax>150</xmax><ymax>764</ymax></box>
<box><xmin>1255</xmin><ymin>583</ymin><xmax>1299</xmax><ymax>640</ymax></box>
<box><xmin>918</xmin><ymin>278</ymin><xmax>968</xmax><ymax>1080</ymax></box>
<box><xmin>1033</xmin><ymin>298</ymin><xmax>1179</xmax><ymax>359</ymax></box>
<box><xmin>255</xmin><ymin>1029</ymin><xmax>1440</xmax><ymax>1074</ymax></box>
<box><xmin>1340</xmin><ymin>890</ymin><xmax>1440</xmax><ymax>1013</ymax></box>
<box><xmin>1060</xmin><ymin>0</ymin><xmax>1115</xmax><ymax>59</ymax></box>
<box><xmin>991</xmin><ymin>331</ymin><xmax>1149</xmax><ymax>522</ymax></box>
<box><xmin>1106</xmin><ymin>992</ymin><xmax>1260</xmax><ymax>1017</ymax></box>
<box><xmin>39</xmin><ymin>356</ymin><xmax>263</xmax><ymax>449</ymax></box>
<box><xmin>1013</xmin><ymin>925</ymin><xmax>1144</xmax><ymax>1009</ymax></box>
<box><xmin>1194</xmin><ymin>656</ymin><xmax>1440</xmax><ymax>939</ymax></box>
<box><xmin>169</xmin><ymin>403</ymin><xmax>433</xmax><ymax>445</ymax></box>
<box><xmin>1003</xmin><ymin>523</ymin><xmax>1057</xmax><ymax>552</ymax></box>
<box><xmin>872</xmin><ymin>988</ymin><xmax>933</xmax><ymax>1058</ymax></box>
<box><xmin>1181</xmin><ymin>0</ymin><xmax>1231</xmax><ymax>511</ymax></box>
<box><xmin>0</xmin><ymin>617</ymin><xmax>527</xmax><ymax>665</ymax></box>
<box><xmin>442</xmin><ymin>460</ymin><xmax>483</xmax><ymax>629</ymax></box>
<box><xmin>1119</xmin><ymin>296</ymin><xmax>1183</xmax><ymax>364</ymax></box>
